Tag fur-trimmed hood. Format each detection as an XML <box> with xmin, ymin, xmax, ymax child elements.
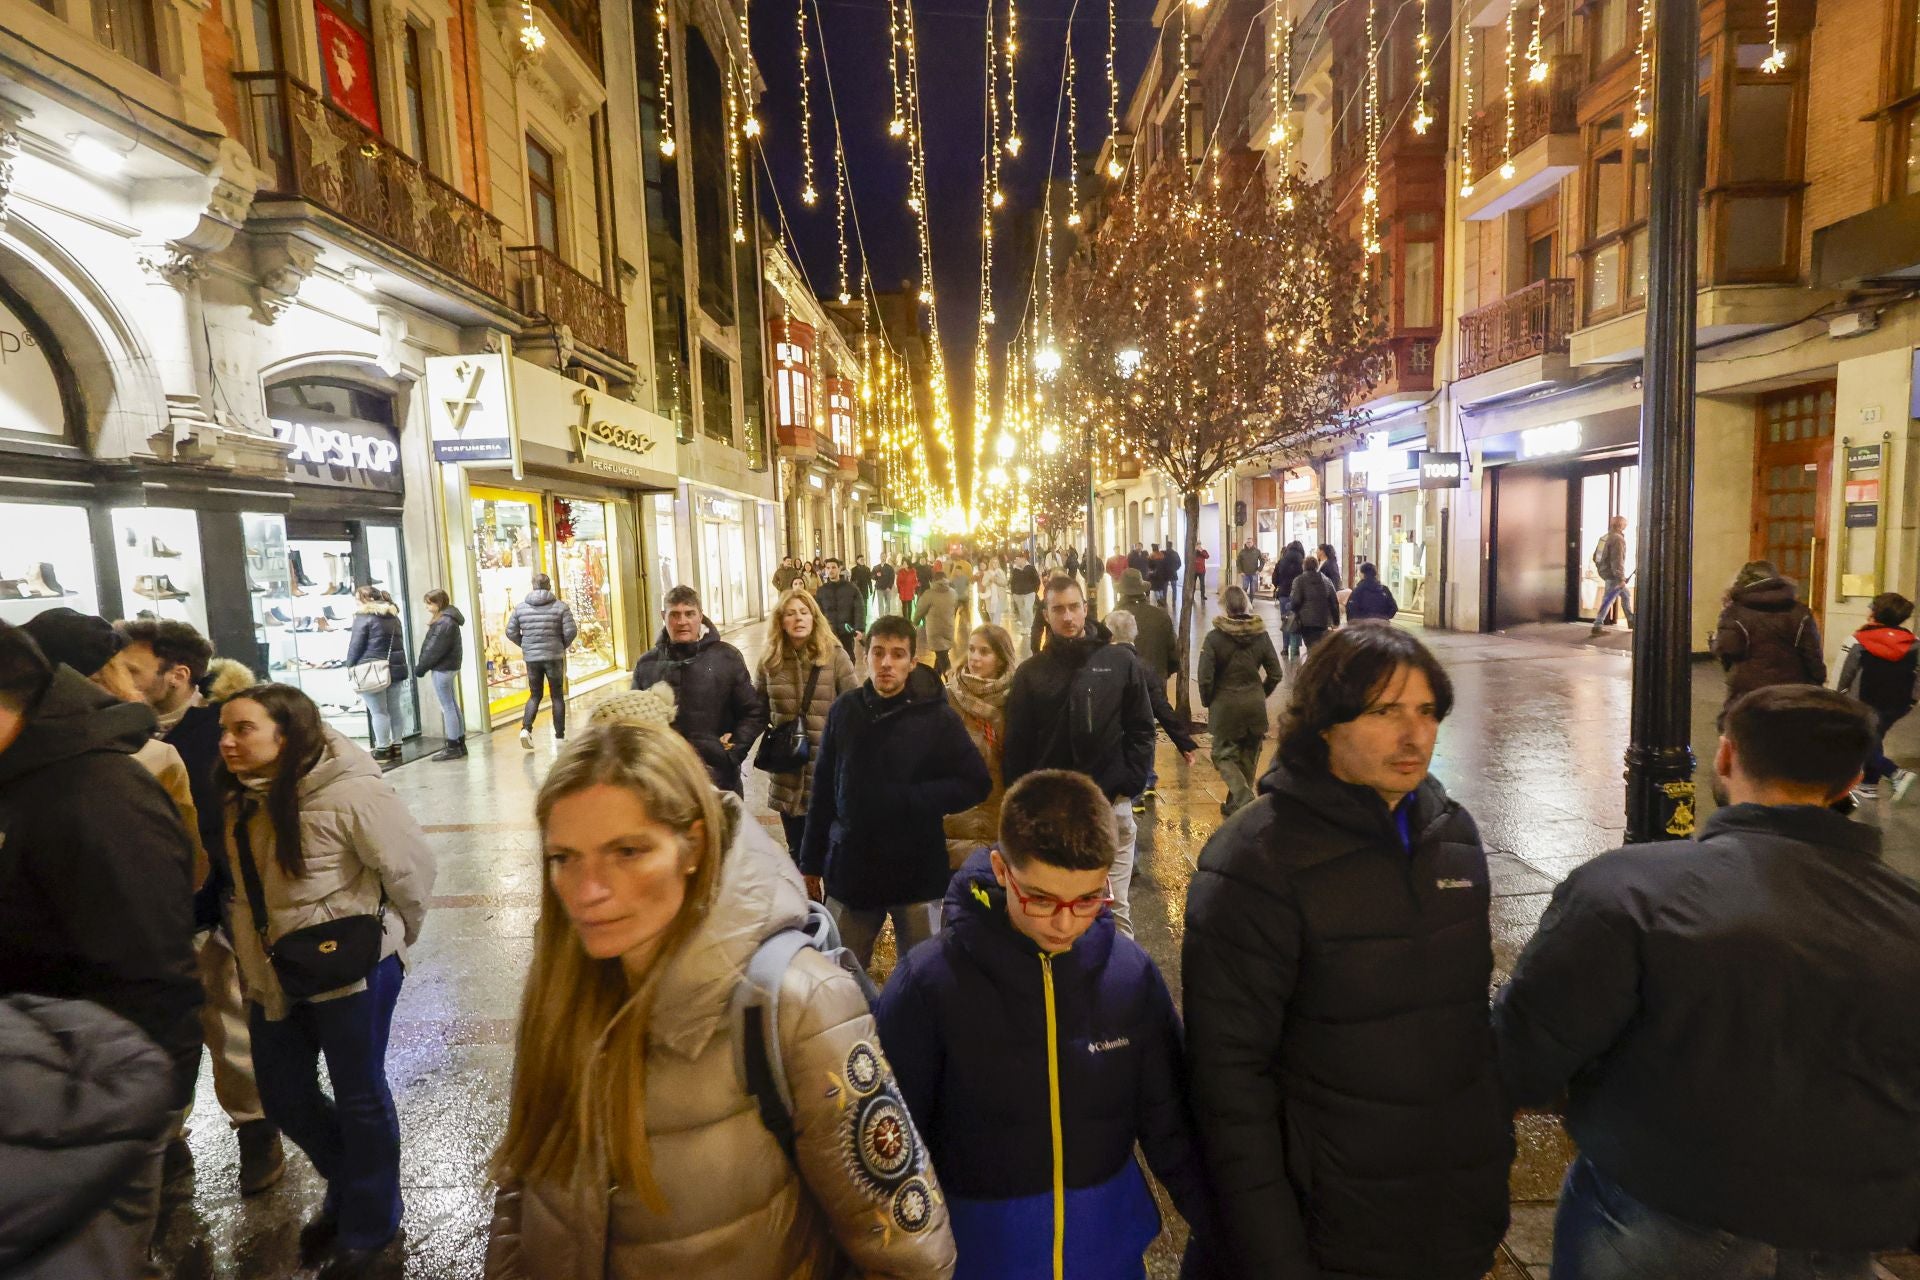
<box><xmin>204</xmin><ymin>657</ymin><xmax>256</xmax><ymax>703</ymax></box>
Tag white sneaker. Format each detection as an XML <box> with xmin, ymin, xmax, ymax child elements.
<box><xmin>519</xmin><ymin>728</ymin><xmax>533</xmax><ymax>751</ymax></box>
<box><xmin>1852</xmin><ymin>783</ymin><xmax>1880</xmax><ymax>804</ymax></box>
<box><xmin>1892</xmin><ymin>770</ymin><xmax>1916</xmax><ymax>803</ymax></box>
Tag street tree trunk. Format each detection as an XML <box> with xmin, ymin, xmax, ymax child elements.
<box><xmin>1175</xmin><ymin>489</ymin><xmax>1202</xmax><ymax>721</ymax></box>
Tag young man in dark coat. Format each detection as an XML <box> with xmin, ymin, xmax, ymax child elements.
<box><xmin>1182</xmin><ymin>624</ymin><xmax>1512</xmax><ymax>1280</ymax></box>
<box><xmin>876</xmin><ymin>770</ymin><xmax>1213</xmax><ymax>1277</ymax></box>
<box><xmin>1344</xmin><ymin>563</ymin><xmax>1400</xmax><ymax>621</ymax></box>
<box><xmin>814</xmin><ymin>557</ymin><xmax>864</xmax><ymax>659</ymax></box>
<box><xmin>800</xmin><ymin>614</ymin><xmax>989</xmax><ymax>971</ymax></box>
<box><xmin>1496</xmin><ymin>684</ymin><xmax>1920</xmax><ymax>1278</ymax></box>
<box><xmin>1004</xmin><ymin>575</ymin><xmax>1157</xmax><ymax>937</ymax></box>
<box><xmin>0</xmin><ymin>621</ymin><xmax>201</xmax><ymax>1274</ymax></box>
<box><xmin>849</xmin><ymin>555</ymin><xmax>874</xmax><ymax>623</ymax></box>
<box><xmin>631</xmin><ymin>585</ymin><xmax>769</xmax><ymax>795</ymax></box>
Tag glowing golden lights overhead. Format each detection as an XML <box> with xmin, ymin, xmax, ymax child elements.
<box><xmin>1501</xmin><ymin>0</ymin><xmax>1518</xmax><ymax>179</ymax></box>
<box><xmin>518</xmin><ymin>0</ymin><xmax>545</xmax><ymax>52</ymax></box>
<box><xmin>1362</xmin><ymin>0</ymin><xmax>1381</xmax><ymax>254</ymax></box>
<box><xmin>798</xmin><ymin>0</ymin><xmax>817</xmax><ymax>203</ymax></box>
<box><xmin>1631</xmin><ymin>0</ymin><xmax>1651</xmax><ymax>136</ymax></box>
<box><xmin>1761</xmin><ymin>0</ymin><xmax>1786</xmax><ymax>71</ymax></box>
<box><xmin>1458</xmin><ymin>16</ymin><xmax>1475</xmax><ymax>195</ymax></box>
<box><xmin>1412</xmin><ymin>0</ymin><xmax>1433</xmax><ymax>133</ymax></box>
<box><xmin>1525</xmin><ymin>3</ymin><xmax>1547</xmax><ymax>83</ymax></box>
<box><xmin>655</xmin><ymin>0</ymin><xmax>676</xmax><ymax>158</ymax></box>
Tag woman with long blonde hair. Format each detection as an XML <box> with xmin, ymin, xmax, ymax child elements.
<box><xmin>486</xmin><ymin>722</ymin><xmax>955</xmax><ymax>1279</ymax></box>
<box><xmin>943</xmin><ymin>623</ymin><xmax>1016</xmax><ymax>869</ymax></box>
<box><xmin>755</xmin><ymin>587</ymin><xmax>859</xmax><ymax>858</ymax></box>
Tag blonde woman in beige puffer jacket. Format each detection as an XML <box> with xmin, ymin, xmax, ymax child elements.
<box><xmin>754</xmin><ymin>587</ymin><xmax>859</xmax><ymax>860</ymax></box>
<box><xmin>486</xmin><ymin>721</ymin><xmax>956</xmax><ymax>1280</ymax></box>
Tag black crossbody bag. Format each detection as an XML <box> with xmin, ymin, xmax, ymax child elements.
<box><xmin>232</xmin><ymin>799</ymin><xmax>386</xmax><ymax>1000</ymax></box>
<box><xmin>754</xmin><ymin>662</ymin><xmax>824</xmax><ymax>775</ymax></box>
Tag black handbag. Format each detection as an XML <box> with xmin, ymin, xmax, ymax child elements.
<box><xmin>754</xmin><ymin>662</ymin><xmax>824</xmax><ymax>775</ymax></box>
<box><xmin>232</xmin><ymin>798</ymin><xmax>386</xmax><ymax>1001</ymax></box>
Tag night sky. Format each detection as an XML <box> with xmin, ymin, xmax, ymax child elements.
<box><xmin>750</xmin><ymin>0</ymin><xmax>1161</xmax><ymax>477</ymax></box>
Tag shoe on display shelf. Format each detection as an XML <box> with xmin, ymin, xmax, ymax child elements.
<box><xmin>26</xmin><ymin>563</ymin><xmax>72</xmax><ymax>597</ymax></box>
<box><xmin>150</xmin><ymin>536</ymin><xmax>182</xmax><ymax>558</ymax></box>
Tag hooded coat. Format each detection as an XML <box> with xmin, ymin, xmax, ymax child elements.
<box><xmin>413</xmin><ymin>605</ymin><xmax>466</xmax><ymax>676</ymax></box>
<box><xmin>1182</xmin><ymin>764</ymin><xmax>1512</xmax><ymax>1280</ymax></box>
<box><xmin>1271</xmin><ymin>551</ymin><xmax>1304</xmax><ymax>603</ymax></box>
<box><xmin>345</xmin><ymin>599</ymin><xmax>409</xmax><ymax>682</ymax></box>
<box><xmin>1111</xmin><ymin>589</ymin><xmax>1178</xmax><ymax>687</ymax></box>
<box><xmin>914</xmin><ymin>582</ymin><xmax>960</xmax><ymax>653</ymax></box>
<box><xmin>631</xmin><ymin>622</ymin><xmax>769</xmax><ymax>794</ymax></box>
<box><xmin>942</xmin><ymin>666</ymin><xmax>1012</xmax><ymax>868</ymax></box>
<box><xmin>1344</xmin><ymin>577</ymin><xmax>1399</xmax><ymax>622</ymax></box>
<box><xmin>221</xmin><ymin>728</ymin><xmax>436</xmax><ymax>1022</ymax></box>
<box><xmin>0</xmin><ymin>994</ymin><xmax>175</xmax><ymax>1279</ymax></box>
<box><xmin>800</xmin><ymin>666</ymin><xmax>991</xmax><ymax>910</ymax></box>
<box><xmin>1003</xmin><ymin>619</ymin><xmax>1157</xmax><ymax>803</ymax></box>
<box><xmin>754</xmin><ymin>643</ymin><xmax>860</xmax><ymax>816</ymax></box>
<box><xmin>1837</xmin><ymin>623</ymin><xmax>1919</xmax><ymax>716</ymax></box>
<box><xmin>485</xmin><ymin>796</ymin><xmax>959</xmax><ymax>1279</ymax></box>
<box><xmin>874</xmin><ymin>851</ymin><xmax>1213</xmax><ymax>1278</ymax></box>
<box><xmin>1290</xmin><ymin>567</ymin><xmax>1339</xmax><ymax>630</ymax></box>
<box><xmin>1197</xmin><ymin>614</ymin><xmax>1283</xmax><ymax>744</ymax></box>
<box><xmin>1712</xmin><ymin>576</ymin><xmax>1825</xmax><ymax>700</ymax></box>
<box><xmin>506</xmin><ymin>590</ymin><xmax>579</xmax><ymax>664</ymax></box>
<box><xmin>0</xmin><ymin>669</ymin><xmax>201</xmax><ymax>1105</ymax></box>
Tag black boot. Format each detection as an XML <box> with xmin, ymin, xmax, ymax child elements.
<box><xmin>431</xmin><ymin>739</ymin><xmax>467</xmax><ymax>761</ymax></box>
<box><xmin>237</xmin><ymin>1119</ymin><xmax>286</xmax><ymax>1196</ymax></box>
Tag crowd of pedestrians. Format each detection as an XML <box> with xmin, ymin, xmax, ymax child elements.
<box><xmin>9</xmin><ymin>535</ymin><xmax>1920</xmax><ymax>1280</ymax></box>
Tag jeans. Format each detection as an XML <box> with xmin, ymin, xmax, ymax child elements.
<box><xmin>878</xmin><ymin>587</ymin><xmax>898</xmax><ymax>617</ymax></box>
<box><xmin>359</xmin><ymin>682</ymin><xmax>403</xmax><ymax>750</ymax></box>
<box><xmin>1012</xmin><ymin>594</ymin><xmax>1035</xmax><ymax>639</ymax></box>
<box><xmin>1109</xmin><ymin>798</ymin><xmax>1138</xmax><ymax>937</ymax></box>
<box><xmin>250</xmin><ymin>954</ymin><xmax>405</xmax><ymax>1251</ymax></box>
<box><xmin>1241</xmin><ymin>572</ymin><xmax>1259</xmax><ymax>598</ymax></box>
<box><xmin>1554</xmin><ymin>1155</ymin><xmax>1870</xmax><ymax>1280</ymax></box>
<box><xmin>523</xmin><ymin>658</ymin><xmax>567</xmax><ymax>736</ymax></box>
<box><xmin>1212</xmin><ymin>731</ymin><xmax>1264</xmax><ymax>815</ymax></box>
<box><xmin>827</xmin><ymin>898</ymin><xmax>942</xmax><ymax>972</ymax></box>
<box><xmin>428</xmin><ymin>669</ymin><xmax>464</xmax><ymax>742</ymax></box>
<box><xmin>1866</xmin><ymin>707</ymin><xmax>1906</xmax><ymax>783</ymax></box>
<box><xmin>1280</xmin><ymin>599</ymin><xmax>1302</xmax><ymax>659</ymax></box>
<box><xmin>1595</xmin><ymin>577</ymin><xmax>1635</xmax><ymax>627</ymax></box>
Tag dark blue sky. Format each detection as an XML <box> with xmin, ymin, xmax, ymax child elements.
<box><xmin>752</xmin><ymin>0</ymin><xmax>1160</xmax><ymax>458</ymax></box>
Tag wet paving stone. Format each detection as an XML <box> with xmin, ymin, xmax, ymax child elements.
<box><xmin>155</xmin><ymin>603</ymin><xmax>1920</xmax><ymax>1276</ymax></box>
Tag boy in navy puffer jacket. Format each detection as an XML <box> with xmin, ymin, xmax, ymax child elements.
<box><xmin>875</xmin><ymin>770</ymin><xmax>1214</xmax><ymax>1279</ymax></box>
<box><xmin>1837</xmin><ymin>591</ymin><xmax>1920</xmax><ymax>802</ymax></box>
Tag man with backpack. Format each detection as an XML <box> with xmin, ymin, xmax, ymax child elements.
<box><xmin>800</xmin><ymin>614</ymin><xmax>990</xmax><ymax>972</ymax></box>
<box><xmin>1591</xmin><ymin>515</ymin><xmax>1634</xmax><ymax>635</ymax></box>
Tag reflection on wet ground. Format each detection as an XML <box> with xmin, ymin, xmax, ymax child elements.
<box><xmin>157</xmin><ymin>596</ymin><xmax>1920</xmax><ymax>1278</ymax></box>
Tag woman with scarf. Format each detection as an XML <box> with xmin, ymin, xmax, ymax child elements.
<box><xmin>752</xmin><ymin>587</ymin><xmax>858</xmax><ymax>859</ymax></box>
<box><xmin>943</xmin><ymin>624</ymin><xmax>1016</xmax><ymax>870</ymax></box>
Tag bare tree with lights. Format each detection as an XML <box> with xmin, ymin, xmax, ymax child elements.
<box><xmin>1058</xmin><ymin>158</ymin><xmax>1385</xmax><ymax>717</ymax></box>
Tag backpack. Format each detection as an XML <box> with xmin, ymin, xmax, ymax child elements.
<box><xmin>731</xmin><ymin>899</ymin><xmax>880</xmax><ymax>1161</ymax></box>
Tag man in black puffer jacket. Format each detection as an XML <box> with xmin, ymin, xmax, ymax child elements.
<box><xmin>800</xmin><ymin>615</ymin><xmax>988</xmax><ymax>971</ymax></box>
<box><xmin>631</xmin><ymin>586</ymin><xmax>768</xmax><ymax>794</ymax></box>
<box><xmin>1183</xmin><ymin>624</ymin><xmax>1512</xmax><ymax>1280</ymax></box>
<box><xmin>814</xmin><ymin>557</ymin><xmax>863</xmax><ymax>659</ymax></box>
<box><xmin>1004</xmin><ymin>574</ymin><xmax>1156</xmax><ymax>936</ymax></box>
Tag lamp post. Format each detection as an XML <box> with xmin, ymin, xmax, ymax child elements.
<box><xmin>1623</xmin><ymin>0</ymin><xmax>1701</xmax><ymax>843</ymax></box>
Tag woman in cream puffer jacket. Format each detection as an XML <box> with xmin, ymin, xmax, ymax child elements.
<box><xmin>486</xmin><ymin>721</ymin><xmax>956</xmax><ymax>1280</ymax></box>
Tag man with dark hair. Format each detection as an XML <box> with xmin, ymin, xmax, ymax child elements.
<box><xmin>849</xmin><ymin>554</ymin><xmax>874</xmax><ymax>628</ymax></box>
<box><xmin>875</xmin><ymin>769</ymin><xmax>1214</xmax><ymax>1274</ymax></box>
<box><xmin>115</xmin><ymin>617</ymin><xmax>284</xmax><ymax>1196</ymax></box>
<box><xmin>0</xmin><ymin>619</ymin><xmax>201</xmax><ymax>1274</ymax></box>
<box><xmin>507</xmin><ymin>571</ymin><xmax>579</xmax><ymax>749</ymax></box>
<box><xmin>1495</xmin><ymin>684</ymin><xmax>1920</xmax><ymax>1278</ymax></box>
<box><xmin>801</xmin><ymin>613</ymin><xmax>989</xmax><ymax>971</ymax></box>
<box><xmin>873</xmin><ymin>557</ymin><xmax>898</xmax><ymax>617</ymax></box>
<box><xmin>1182</xmin><ymin>624</ymin><xmax>1511</xmax><ymax>1280</ymax></box>
<box><xmin>1008</xmin><ymin>551</ymin><xmax>1041</xmax><ymax>648</ymax></box>
<box><xmin>631</xmin><ymin>586</ymin><xmax>767</xmax><ymax>795</ymax></box>
<box><xmin>814</xmin><ymin>557</ymin><xmax>863</xmax><ymax>660</ymax></box>
<box><xmin>1004</xmin><ymin>574</ymin><xmax>1157</xmax><ymax>935</ymax></box>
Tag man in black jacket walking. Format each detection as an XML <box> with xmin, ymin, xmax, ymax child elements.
<box><xmin>1004</xmin><ymin>574</ymin><xmax>1157</xmax><ymax>935</ymax></box>
<box><xmin>0</xmin><ymin>621</ymin><xmax>201</xmax><ymax>1275</ymax></box>
<box><xmin>1495</xmin><ymin>684</ymin><xmax>1920</xmax><ymax>1279</ymax></box>
<box><xmin>631</xmin><ymin>586</ymin><xmax>769</xmax><ymax>794</ymax></box>
<box><xmin>849</xmin><ymin>555</ymin><xmax>874</xmax><ymax>628</ymax></box>
<box><xmin>800</xmin><ymin>614</ymin><xmax>989</xmax><ymax>971</ymax></box>
<box><xmin>814</xmin><ymin>557</ymin><xmax>863</xmax><ymax>660</ymax></box>
<box><xmin>1008</xmin><ymin>552</ymin><xmax>1041</xmax><ymax>649</ymax></box>
<box><xmin>1182</xmin><ymin>624</ymin><xmax>1512</xmax><ymax>1280</ymax></box>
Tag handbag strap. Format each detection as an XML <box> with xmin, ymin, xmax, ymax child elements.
<box><xmin>787</xmin><ymin>660</ymin><xmax>823</xmax><ymax>726</ymax></box>
<box><xmin>231</xmin><ymin>796</ymin><xmax>273</xmax><ymax>949</ymax></box>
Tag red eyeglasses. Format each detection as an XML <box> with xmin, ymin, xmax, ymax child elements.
<box><xmin>1003</xmin><ymin>872</ymin><xmax>1115</xmax><ymax>920</ymax></box>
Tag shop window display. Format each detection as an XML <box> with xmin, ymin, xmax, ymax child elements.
<box><xmin>473</xmin><ymin>490</ymin><xmax>542</xmax><ymax>717</ymax></box>
<box><xmin>0</xmin><ymin>501</ymin><xmax>98</xmax><ymax>625</ymax></box>
<box><xmin>112</xmin><ymin>508</ymin><xmax>210</xmax><ymax>636</ymax></box>
<box><xmin>550</xmin><ymin>497</ymin><xmax>620</xmax><ymax>686</ymax></box>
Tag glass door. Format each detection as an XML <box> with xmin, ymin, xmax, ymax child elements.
<box><xmin>471</xmin><ymin>487</ymin><xmax>544</xmax><ymax>719</ymax></box>
<box><xmin>1575</xmin><ymin>463</ymin><xmax>1641</xmax><ymax>621</ymax></box>
<box><xmin>549</xmin><ymin>496</ymin><xmax>621</xmax><ymax>690</ymax></box>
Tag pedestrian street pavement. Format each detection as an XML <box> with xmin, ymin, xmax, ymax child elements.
<box><xmin>156</xmin><ymin>596</ymin><xmax>1920</xmax><ymax>1279</ymax></box>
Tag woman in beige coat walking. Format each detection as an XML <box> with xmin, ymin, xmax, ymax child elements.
<box><xmin>755</xmin><ymin>587</ymin><xmax>859</xmax><ymax>859</ymax></box>
<box><xmin>943</xmin><ymin>624</ymin><xmax>1014</xmax><ymax>869</ymax></box>
<box><xmin>486</xmin><ymin>721</ymin><xmax>956</xmax><ymax>1279</ymax></box>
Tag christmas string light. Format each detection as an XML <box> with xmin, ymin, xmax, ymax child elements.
<box><xmin>1066</xmin><ymin>36</ymin><xmax>1082</xmax><ymax>227</ymax></box>
<box><xmin>835</xmin><ymin>141</ymin><xmax>850</xmax><ymax>300</ymax></box>
<box><xmin>1362</xmin><ymin>0</ymin><xmax>1380</xmax><ymax>254</ymax></box>
<box><xmin>1005</xmin><ymin>0</ymin><xmax>1022</xmax><ymax>156</ymax></box>
<box><xmin>738</xmin><ymin>0</ymin><xmax>758</xmax><ymax>138</ymax></box>
<box><xmin>888</xmin><ymin>0</ymin><xmax>907</xmax><ymax>136</ymax></box>
<box><xmin>1106</xmin><ymin>0</ymin><xmax>1122</xmax><ymax>177</ymax></box>
<box><xmin>1458</xmin><ymin>16</ymin><xmax>1475</xmax><ymax>194</ymax></box>
<box><xmin>1526</xmin><ymin>2</ymin><xmax>1547</xmax><ymax>83</ymax></box>
<box><xmin>1412</xmin><ymin>0</ymin><xmax>1433</xmax><ymax>132</ymax></box>
<box><xmin>1761</xmin><ymin>0</ymin><xmax>1785</xmax><ymax>71</ymax></box>
<box><xmin>1500</xmin><ymin>0</ymin><xmax>1518</xmax><ymax>178</ymax></box>
<box><xmin>799</xmin><ymin>0</ymin><xmax>818</xmax><ymax>203</ymax></box>
<box><xmin>727</xmin><ymin>60</ymin><xmax>746</xmax><ymax>242</ymax></box>
<box><xmin>519</xmin><ymin>0</ymin><xmax>545</xmax><ymax>52</ymax></box>
<box><xmin>1178</xmin><ymin>4</ymin><xmax>1191</xmax><ymax>165</ymax></box>
<box><xmin>655</xmin><ymin>0</ymin><xmax>676</xmax><ymax>158</ymax></box>
<box><xmin>1631</xmin><ymin>0</ymin><xmax>1650</xmax><ymax>136</ymax></box>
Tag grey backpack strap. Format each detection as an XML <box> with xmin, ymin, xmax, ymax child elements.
<box><xmin>732</xmin><ymin>925</ymin><xmax>812</xmax><ymax>1158</ymax></box>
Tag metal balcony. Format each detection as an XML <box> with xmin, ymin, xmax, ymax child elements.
<box><xmin>508</xmin><ymin>245</ymin><xmax>627</xmax><ymax>363</ymax></box>
<box><xmin>1457</xmin><ymin>278</ymin><xmax>1575</xmax><ymax>379</ymax></box>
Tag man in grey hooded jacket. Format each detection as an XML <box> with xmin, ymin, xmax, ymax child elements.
<box><xmin>506</xmin><ymin>574</ymin><xmax>578</xmax><ymax>748</ymax></box>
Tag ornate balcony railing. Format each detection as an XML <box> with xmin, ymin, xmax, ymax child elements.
<box><xmin>235</xmin><ymin>71</ymin><xmax>508</xmax><ymax>304</ymax></box>
<box><xmin>1457</xmin><ymin>278</ymin><xmax>1575</xmax><ymax>379</ymax></box>
<box><xmin>1465</xmin><ymin>56</ymin><xmax>1581</xmax><ymax>185</ymax></box>
<box><xmin>508</xmin><ymin>245</ymin><xmax>627</xmax><ymax>363</ymax></box>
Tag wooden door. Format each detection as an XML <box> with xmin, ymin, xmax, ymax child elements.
<box><xmin>1751</xmin><ymin>383</ymin><xmax>1836</xmax><ymax>633</ymax></box>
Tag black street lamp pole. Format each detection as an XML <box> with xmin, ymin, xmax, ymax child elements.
<box><xmin>1623</xmin><ymin>0</ymin><xmax>1702</xmax><ymax>843</ymax></box>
